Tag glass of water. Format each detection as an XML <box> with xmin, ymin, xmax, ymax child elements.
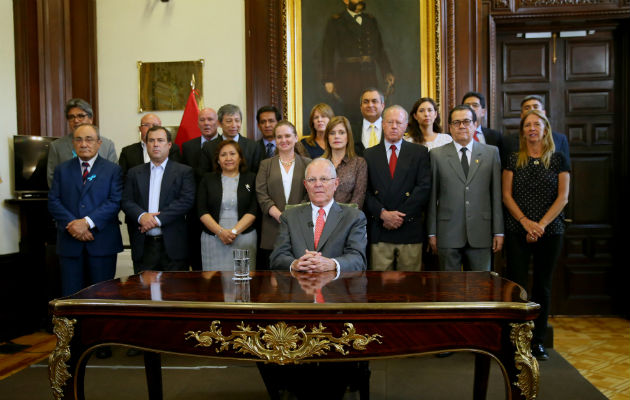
<box><xmin>233</xmin><ymin>249</ymin><xmax>251</xmax><ymax>280</ymax></box>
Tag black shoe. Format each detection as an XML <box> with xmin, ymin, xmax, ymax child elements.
<box><xmin>126</xmin><ymin>348</ymin><xmax>142</xmax><ymax>357</ymax></box>
<box><xmin>435</xmin><ymin>352</ymin><xmax>454</xmax><ymax>358</ymax></box>
<box><xmin>531</xmin><ymin>343</ymin><xmax>549</xmax><ymax>361</ymax></box>
<box><xmin>95</xmin><ymin>346</ymin><xmax>112</xmax><ymax>359</ymax></box>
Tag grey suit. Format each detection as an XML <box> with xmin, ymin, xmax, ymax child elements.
<box><xmin>427</xmin><ymin>141</ymin><xmax>503</xmax><ymax>270</ymax></box>
<box><xmin>270</xmin><ymin>202</ymin><xmax>367</xmax><ymax>272</ymax></box>
<box><xmin>256</xmin><ymin>155</ymin><xmax>311</xmax><ymax>250</ymax></box>
<box><xmin>47</xmin><ymin>133</ymin><xmax>118</xmax><ymax>188</ymax></box>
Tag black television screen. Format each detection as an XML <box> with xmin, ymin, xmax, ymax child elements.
<box><xmin>13</xmin><ymin>135</ymin><xmax>57</xmax><ymax>197</ymax></box>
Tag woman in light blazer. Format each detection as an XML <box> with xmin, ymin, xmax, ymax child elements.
<box><xmin>256</xmin><ymin>121</ymin><xmax>311</xmax><ymax>268</ymax></box>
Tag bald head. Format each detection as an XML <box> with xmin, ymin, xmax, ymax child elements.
<box><xmin>139</xmin><ymin>113</ymin><xmax>162</xmax><ymax>142</ymax></box>
<box><xmin>198</xmin><ymin>108</ymin><xmax>219</xmax><ymax>140</ymax></box>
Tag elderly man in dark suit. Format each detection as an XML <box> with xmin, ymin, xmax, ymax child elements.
<box><xmin>271</xmin><ymin>158</ymin><xmax>367</xmax><ymax>272</ymax></box>
<box><xmin>122</xmin><ymin>126</ymin><xmax>195</xmax><ymax>272</ymax></box>
<box><xmin>118</xmin><ymin>113</ymin><xmax>181</xmax><ymax>181</ymax></box>
<box><xmin>364</xmin><ymin>105</ymin><xmax>432</xmax><ymax>271</ymax></box>
<box><xmin>198</xmin><ymin>104</ymin><xmax>262</xmax><ymax>175</ymax></box>
<box><xmin>427</xmin><ymin>104</ymin><xmax>504</xmax><ymax>270</ymax></box>
<box><xmin>47</xmin><ymin>98</ymin><xmax>118</xmax><ymax>188</ymax></box>
<box><xmin>181</xmin><ymin>107</ymin><xmax>220</xmax><ymax>171</ymax></box>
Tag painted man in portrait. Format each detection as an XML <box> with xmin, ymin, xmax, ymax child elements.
<box><xmin>322</xmin><ymin>0</ymin><xmax>395</xmax><ymax>123</ymax></box>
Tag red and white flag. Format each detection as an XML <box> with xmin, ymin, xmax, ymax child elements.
<box><xmin>175</xmin><ymin>88</ymin><xmax>201</xmax><ymax>150</ymax></box>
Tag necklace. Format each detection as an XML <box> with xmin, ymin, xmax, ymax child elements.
<box><xmin>280</xmin><ymin>158</ymin><xmax>295</xmax><ymax>167</ymax></box>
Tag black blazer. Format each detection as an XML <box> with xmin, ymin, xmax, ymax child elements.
<box><xmin>181</xmin><ymin>137</ymin><xmax>203</xmax><ymax>170</ymax></box>
<box><xmin>197</xmin><ymin>171</ymin><xmax>258</xmax><ymax>235</ymax></box>
<box><xmin>198</xmin><ymin>135</ymin><xmax>262</xmax><ymax>177</ymax></box>
<box><xmin>482</xmin><ymin>127</ymin><xmax>502</xmax><ymax>148</ymax></box>
<box><xmin>364</xmin><ymin>140</ymin><xmax>432</xmax><ymax>244</ymax></box>
<box><xmin>119</xmin><ymin>142</ymin><xmax>181</xmax><ymax>180</ymax></box>
<box><xmin>121</xmin><ymin>160</ymin><xmax>195</xmax><ymax>262</ymax></box>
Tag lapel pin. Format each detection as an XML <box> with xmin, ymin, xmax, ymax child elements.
<box><xmin>405</xmin><ymin>192</ymin><xmax>410</xmax><ymax>197</ymax></box>
<box><xmin>245</xmin><ymin>184</ymin><xmax>251</xmax><ymax>192</ymax></box>
<box><xmin>534</xmin><ymin>160</ymin><xmax>540</xmax><ymax>165</ymax></box>
<box><xmin>87</xmin><ymin>175</ymin><xmax>96</xmax><ymax>182</ymax></box>
<box><xmin>475</xmin><ymin>159</ymin><xmax>479</xmax><ymax>163</ymax></box>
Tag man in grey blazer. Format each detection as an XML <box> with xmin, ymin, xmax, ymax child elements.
<box><xmin>271</xmin><ymin>158</ymin><xmax>367</xmax><ymax>272</ymax></box>
<box><xmin>427</xmin><ymin>104</ymin><xmax>504</xmax><ymax>271</ymax></box>
<box><xmin>47</xmin><ymin>98</ymin><xmax>118</xmax><ymax>188</ymax></box>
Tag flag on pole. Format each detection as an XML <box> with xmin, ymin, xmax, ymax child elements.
<box><xmin>175</xmin><ymin>76</ymin><xmax>201</xmax><ymax>151</ymax></box>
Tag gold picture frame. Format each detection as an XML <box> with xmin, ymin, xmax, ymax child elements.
<box><xmin>283</xmin><ymin>0</ymin><xmax>441</xmax><ymax>133</ymax></box>
<box><xmin>137</xmin><ymin>60</ymin><xmax>204</xmax><ymax>112</ymax></box>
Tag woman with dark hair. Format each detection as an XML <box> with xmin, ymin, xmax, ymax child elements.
<box><xmin>301</xmin><ymin>103</ymin><xmax>334</xmax><ymax>158</ymax></box>
<box><xmin>256</xmin><ymin>121</ymin><xmax>311</xmax><ymax>267</ymax></box>
<box><xmin>198</xmin><ymin>140</ymin><xmax>258</xmax><ymax>270</ymax></box>
<box><xmin>322</xmin><ymin>116</ymin><xmax>367</xmax><ymax>209</ymax></box>
<box><xmin>502</xmin><ymin>110</ymin><xmax>570</xmax><ymax>361</ymax></box>
<box><xmin>405</xmin><ymin>97</ymin><xmax>452</xmax><ymax>150</ymax></box>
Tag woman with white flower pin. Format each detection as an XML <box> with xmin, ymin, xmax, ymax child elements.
<box><xmin>198</xmin><ymin>140</ymin><xmax>258</xmax><ymax>270</ymax></box>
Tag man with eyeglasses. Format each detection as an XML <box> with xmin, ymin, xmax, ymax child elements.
<box><xmin>364</xmin><ymin>105</ymin><xmax>431</xmax><ymax>271</ymax></box>
<box><xmin>118</xmin><ymin>113</ymin><xmax>182</xmax><ymax>181</ymax></box>
<box><xmin>47</xmin><ymin>98</ymin><xmax>118</xmax><ymax>188</ymax></box>
<box><xmin>48</xmin><ymin>124</ymin><xmax>123</xmax><ymax>358</ymax></box>
<box><xmin>427</xmin><ymin>104</ymin><xmax>503</xmax><ymax>271</ymax></box>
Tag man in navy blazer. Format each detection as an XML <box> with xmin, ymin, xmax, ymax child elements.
<box><xmin>122</xmin><ymin>126</ymin><xmax>195</xmax><ymax>272</ymax></box>
<box><xmin>502</xmin><ymin>94</ymin><xmax>571</xmax><ymax>167</ymax></box>
<box><xmin>48</xmin><ymin>124</ymin><xmax>123</xmax><ymax>297</ymax></box>
<box><xmin>181</xmin><ymin>107</ymin><xmax>221</xmax><ymax>172</ymax></box>
<box><xmin>364</xmin><ymin>105</ymin><xmax>432</xmax><ymax>271</ymax></box>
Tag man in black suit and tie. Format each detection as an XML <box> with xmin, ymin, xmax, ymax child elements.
<box><xmin>198</xmin><ymin>104</ymin><xmax>262</xmax><ymax>175</ymax></box>
<box><xmin>462</xmin><ymin>91</ymin><xmax>503</xmax><ymax>150</ymax></box>
<box><xmin>364</xmin><ymin>105</ymin><xmax>432</xmax><ymax>271</ymax></box>
<box><xmin>118</xmin><ymin>113</ymin><xmax>181</xmax><ymax>181</ymax></box>
<box><xmin>122</xmin><ymin>126</ymin><xmax>195</xmax><ymax>272</ymax></box>
<box><xmin>181</xmin><ymin>107</ymin><xmax>220</xmax><ymax>171</ymax></box>
<box><xmin>351</xmin><ymin>88</ymin><xmax>385</xmax><ymax>156</ymax></box>
<box><xmin>255</xmin><ymin>105</ymin><xmax>281</xmax><ymax>160</ymax></box>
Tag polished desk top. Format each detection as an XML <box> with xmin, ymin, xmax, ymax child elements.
<box><xmin>50</xmin><ymin>271</ymin><xmax>538</xmax><ymax>319</ymax></box>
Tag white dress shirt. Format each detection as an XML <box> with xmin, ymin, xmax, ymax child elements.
<box><xmin>141</xmin><ymin>158</ymin><xmax>169</xmax><ymax>236</ymax></box>
<box><xmin>361</xmin><ymin>117</ymin><xmax>383</xmax><ymax>149</ymax></box>
<box><xmin>310</xmin><ymin>199</ymin><xmax>340</xmax><ymax>277</ymax></box>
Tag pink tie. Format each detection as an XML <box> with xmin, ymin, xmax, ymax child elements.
<box><xmin>314</xmin><ymin>208</ymin><xmax>325</xmax><ymax>249</ymax></box>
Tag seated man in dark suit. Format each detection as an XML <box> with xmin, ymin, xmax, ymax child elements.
<box><xmin>265</xmin><ymin>157</ymin><xmax>367</xmax><ymax>399</ymax></box>
<box><xmin>502</xmin><ymin>94</ymin><xmax>571</xmax><ymax>167</ymax></box>
<box><xmin>462</xmin><ymin>91</ymin><xmax>503</xmax><ymax>149</ymax></box>
<box><xmin>118</xmin><ymin>113</ymin><xmax>181</xmax><ymax>181</ymax></box>
<box><xmin>122</xmin><ymin>126</ymin><xmax>195</xmax><ymax>272</ymax></box>
<box><xmin>198</xmin><ymin>104</ymin><xmax>262</xmax><ymax>175</ymax></box>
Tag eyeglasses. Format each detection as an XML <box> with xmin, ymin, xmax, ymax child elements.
<box><xmin>73</xmin><ymin>137</ymin><xmax>97</xmax><ymax>144</ymax></box>
<box><xmin>140</xmin><ymin>123</ymin><xmax>159</xmax><ymax>128</ymax></box>
<box><xmin>450</xmin><ymin>119</ymin><xmax>473</xmax><ymax>127</ymax></box>
<box><xmin>67</xmin><ymin>113</ymin><xmax>89</xmax><ymax>121</ymax></box>
<box><xmin>305</xmin><ymin>177</ymin><xmax>336</xmax><ymax>185</ymax></box>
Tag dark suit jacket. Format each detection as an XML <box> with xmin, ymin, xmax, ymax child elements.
<box><xmin>501</xmin><ymin>130</ymin><xmax>571</xmax><ymax>168</ymax></box>
<box><xmin>364</xmin><ymin>141</ymin><xmax>432</xmax><ymax>244</ymax></box>
<box><xmin>198</xmin><ymin>135</ymin><xmax>262</xmax><ymax>177</ymax></box>
<box><xmin>270</xmin><ymin>202</ymin><xmax>367</xmax><ymax>272</ymax></box>
<box><xmin>351</xmin><ymin>119</ymin><xmax>384</xmax><ymax>157</ymax></box>
<box><xmin>118</xmin><ymin>142</ymin><xmax>181</xmax><ymax>180</ymax></box>
<box><xmin>181</xmin><ymin>135</ymin><xmax>222</xmax><ymax>171</ymax></box>
<box><xmin>48</xmin><ymin>156</ymin><xmax>123</xmax><ymax>257</ymax></box>
<box><xmin>121</xmin><ymin>160</ymin><xmax>195</xmax><ymax>262</ymax></box>
<box><xmin>197</xmin><ymin>171</ymin><xmax>258</xmax><ymax>235</ymax></box>
<box><xmin>482</xmin><ymin>127</ymin><xmax>502</xmax><ymax>148</ymax></box>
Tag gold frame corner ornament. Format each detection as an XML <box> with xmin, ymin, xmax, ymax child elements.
<box><xmin>185</xmin><ymin>321</ymin><xmax>383</xmax><ymax>365</ymax></box>
<box><xmin>49</xmin><ymin>316</ymin><xmax>77</xmax><ymax>400</ymax></box>
<box><xmin>510</xmin><ymin>321</ymin><xmax>540</xmax><ymax>400</ymax></box>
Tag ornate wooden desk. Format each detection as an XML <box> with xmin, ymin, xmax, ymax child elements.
<box><xmin>48</xmin><ymin>271</ymin><xmax>540</xmax><ymax>400</ymax></box>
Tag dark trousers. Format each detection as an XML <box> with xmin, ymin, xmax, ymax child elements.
<box><xmin>505</xmin><ymin>232</ymin><xmax>564</xmax><ymax>344</ymax></box>
<box><xmin>137</xmin><ymin>236</ymin><xmax>187</xmax><ymax>272</ymax></box>
<box><xmin>59</xmin><ymin>249</ymin><xmax>117</xmax><ymax>296</ymax></box>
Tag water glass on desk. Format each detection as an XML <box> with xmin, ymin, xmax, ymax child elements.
<box><xmin>233</xmin><ymin>249</ymin><xmax>251</xmax><ymax>280</ymax></box>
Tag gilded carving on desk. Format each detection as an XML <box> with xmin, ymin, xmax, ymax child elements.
<box><xmin>185</xmin><ymin>321</ymin><xmax>382</xmax><ymax>365</ymax></box>
<box><xmin>48</xmin><ymin>317</ymin><xmax>76</xmax><ymax>400</ymax></box>
<box><xmin>510</xmin><ymin>321</ymin><xmax>540</xmax><ymax>400</ymax></box>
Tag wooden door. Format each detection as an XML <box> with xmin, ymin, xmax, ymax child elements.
<box><xmin>495</xmin><ymin>28</ymin><xmax>618</xmax><ymax>315</ymax></box>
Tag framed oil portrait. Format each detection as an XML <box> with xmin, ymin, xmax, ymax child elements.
<box><xmin>138</xmin><ymin>60</ymin><xmax>204</xmax><ymax>112</ymax></box>
<box><xmin>283</xmin><ymin>0</ymin><xmax>441</xmax><ymax>134</ymax></box>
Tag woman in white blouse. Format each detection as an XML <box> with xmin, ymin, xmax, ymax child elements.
<box><xmin>405</xmin><ymin>97</ymin><xmax>452</xmax><ymax>151</ymax></box>
<box><xmin>256</xmin><ymin>121</ymin><xmax>311</xmax><ymax>268</ymax></box>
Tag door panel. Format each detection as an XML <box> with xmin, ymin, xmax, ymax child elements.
<box><xmin>496</xmin><ymin>29</ymin><xmax>617</xmax><ymax>315</ymax></box>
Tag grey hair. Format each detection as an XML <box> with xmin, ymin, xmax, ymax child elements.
<box><xmin>383</xmin><ymin>105</ymin><xmax>408</xmax><ymax>123</ymax></box>
<box><xmin>217</xmin><ymin>104</ymin><xmax>242</xmax><ymax>122</ymax></box>
<box><xmin>360</xmin><ymin>87</ymin><xmax>385</xmax><ymax>104</ymax></box>
<box><xmin>305</xmin><ymin>158</ymin><xmax>337</xmax><ymax>179</ymax></box>
<box><xmin>521</xmin><ymin>95</ymin><xmax>545</xmax><ymax>109</ymax></box>
<box><xmin>72</xmin><ymin>123</ymin><xmax>100</xmax><ymax>140</ymax></box>
<box><xmin>65</xmin><ymin>98</ymin><xmax>93</xmax><ymax>118</ymax></box>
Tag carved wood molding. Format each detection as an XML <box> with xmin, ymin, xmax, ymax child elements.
<box><xmin>280</xmin><ymin>0</ymin><xmax>288</xmax><ymax>122</ymax></box>
<box><xmin>446</xmin><ymin>0</ymin><xmax>457</xmax><ymax>110</ymax></box>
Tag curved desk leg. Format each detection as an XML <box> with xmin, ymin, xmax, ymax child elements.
<box><xmin>473</xmin><ymin>353</ymin><xmax>490</xmax><ymax>400</ymax></box>
<box><xmin>144</xmin><ymin>351</ymin><xmax>163</xmax><ymax>400</ymax></box>
<box><xmin>507</xmin><ymin>322</ymin><xmax>540</xmax><ymax>400</ymax></box>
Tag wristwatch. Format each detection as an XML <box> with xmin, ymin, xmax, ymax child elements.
<box><xmin>231</xmin><ymin>228</ymin><xmax>238</xmax><ymax>235</ymax></box>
